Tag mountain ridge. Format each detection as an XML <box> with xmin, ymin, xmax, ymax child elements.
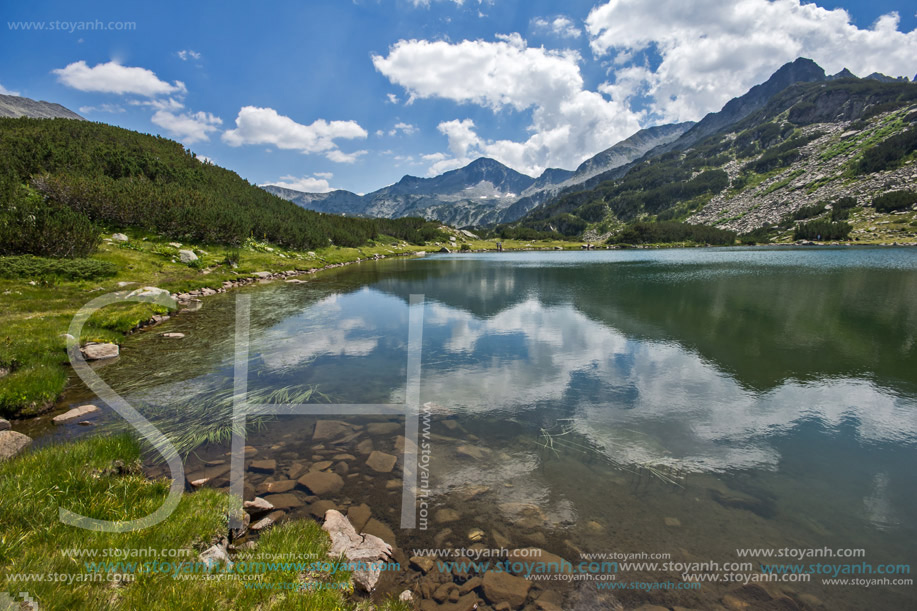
<box><xmin>0</xmin><ymin>94</ymin><xmax>84</xmax><ymax>120</ymax></box>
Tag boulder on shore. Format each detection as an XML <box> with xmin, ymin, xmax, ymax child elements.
<box><xmin>322</xmin><ymin>509</ymin><xmax>392</xmax><ymax>591</ymax></box>
<box><xmin>111</xmin><ymin>233</ymin><xmax>128</xmax><ymax>242</ymax></box>
<box><xmin>179</xmin><ymin>249</ymin><xmax>198</xmax><ymax>263</ymax></box>
<box><xmin>0</xmin><ymin>430</ymin><xmax>32</xmax><ymax>462</ymax></box>
<box><xmin>80</xmin><ymin>343</ymin><xmax>119</xmax><ymax>361</ymax></box>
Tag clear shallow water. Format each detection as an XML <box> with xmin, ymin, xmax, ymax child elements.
<box><xmin>51</xmin><ymin>247</ymin><xmax>917</xmax><ymax>609</ymax></box>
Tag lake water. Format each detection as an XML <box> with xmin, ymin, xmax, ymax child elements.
<box><xmin>50</xmin><ymin>247</ymin><xmax>917</xmax><ymax>609</ymax></box>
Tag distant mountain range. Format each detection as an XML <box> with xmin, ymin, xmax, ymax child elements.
<box><xmin>0</xmin><ymin>94</ymin><xmax>84</xmax><ymax>120</ymax></box>
<box><xmin>264</xmin><ymin>59</ymin><xmax>915</xmax><ymax>231</ymax></box>
<box><xmin>262</xmin><ymin>120</ymin><xmax>695</xmax><ymax>226</ymax></box>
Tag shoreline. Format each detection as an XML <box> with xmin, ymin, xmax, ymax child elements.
<box><xmin>5</xmin><ymin>237</ymin><xmax>916</xmax><ymax>427</ymax></box>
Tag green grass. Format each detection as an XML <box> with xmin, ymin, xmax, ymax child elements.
<box><xmin>0</xmin><ymin>256</ymin><xmax>117</xmax><ymax>280</ymax></box>
<box><xmin>0</xmin><ymin>435</ymin><xmax>410</xmax><ymax>610</ymax></box>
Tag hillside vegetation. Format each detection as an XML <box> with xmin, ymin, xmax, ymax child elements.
<box><xmin>502</xmin><ymin>78</ymin><xmax>917</xmax><ymax>245</ymax></box>
<box><xmin>0</xmin><ymin>118</ymin><xmax>446</xmax><ymax>256</ymax></box>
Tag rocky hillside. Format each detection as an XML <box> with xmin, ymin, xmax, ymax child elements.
<box><xmin>0</xmin><ymin>94</ymin><xmax>83</xmax><ymax>120</ymax></box>
<box><xmin>505</xmin><ymin>63</ymin><xmax>917</xmax><ymax>244</ymax></box>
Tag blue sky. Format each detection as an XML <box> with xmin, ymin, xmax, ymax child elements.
<box><xmin>2</xmin><ymin>0</ymin><xmax>916</xmax><ymax>194</ymax></box>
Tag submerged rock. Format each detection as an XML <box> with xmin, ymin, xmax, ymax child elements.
<box><xmin>297</xmin><ymin>470</ymin><xmax>344</xmax><ymax>495</ymax></box>
<box><xmin>483</xmin><ymin>570</ymin><xmax>531</xmax><ymax>609</ymax></box>
<box><xmin>366</xmin><ymin>450</ymin><xmax>398</xmax><ymax>473</ymax></box>
<box><xmin>312</xmin><ymin>420</ymin><xmax>353</xmax><ymax>441</ymax></box>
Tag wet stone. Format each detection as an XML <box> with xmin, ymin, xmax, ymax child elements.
<box><xmin>347</xmin><ymin>503</ymin><xmax>372</xmax><ymax>531</ymax></box>
<box><xmin>435</xmin><ymin>508</ymin><xmax>461</xmax><ymax>523</ymax></box>
<box><xmin>366</xmin><ymin>450</ymin><xmax>398</xmax><ymax>473</ymax></box>
<box><xmin>297</xmin><ymin>470</ymin><xmax>344</xmax><ymax>496</ymax></box>
<box><xmin>250</xmin><ymin>510</ymin><xmax>285</xmax><ymax>531</ymax></box>
<box><xmin>309</xmin><ymin>500</ymin><xmax>339</xmax><ymax>518</ymax></box>
<box><xmin>311</xmin><ymin>460</ymin><xmax>334</xmax><ymax>471</ymax></box>
<box><xmin>366</xmin><ymin>422</ymin><xmax>401</xmax><ymax>435</ymax></box>
<box><xmin>262</xmin><ymin>493</ymin><xmax>305</xmax><ymax>510</ymax></box>
<box><xmin>249</xmin><ymin>459</ymin><xmax>276</xmax><ymax>474</ymax></box>
<box><xmin>313</xmin><ymin>420</ymin><xmax>354</xmax><ymax>441</ymax></box>
<box><xmin>261</xmin><ymin>479</ymin><xmax>297</xmax><ymax>494</ymax></box>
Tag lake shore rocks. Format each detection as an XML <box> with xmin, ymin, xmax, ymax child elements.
<box><xmin>322</xmin><ymin>509</ymin><xmax>392</xmax><ymax>591</ymax></box>
<box><xmin>80</xmin><ymin>342</ymin><xmax>119</xmax><ymax>361</ymax></box>
<box><xmin>52</xmin><ymin>404</ymin><xmax>100</xmax><ymax>424</ymax></box>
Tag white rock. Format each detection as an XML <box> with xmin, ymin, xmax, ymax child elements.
<box><xmin>111</xmin><ymin>233</ymin><xmax>128</xmax><ymax>242</ymax></box>
<box><xmin>199</xmin><ymin>543</ymin><xmax>233</xmax><ymax>571</ymax></box>
<box><xmin>169</xmin><ymin>242</ymin><xmax>182</xmax><ymax>248</ymax></box>
<box><xmin>81</xmin><ymin>343</ymin><xmax>119</xmax><ymax>361</ymax></box>
<box><xmin>252</xmin><ymin>271</ymin><xmax>272</xmax><ymax>279</ymax></box>
<box><xmin>399</xmin><ymin>590</ymin><xmax>413</xmax><ymax>602</ymax></box>
<box><xmin>52</xmin><ymin>404</ymin><xmax>100</xmax><ymax>424</ymax></box>
<box><xmin>322</xmin><ymin>510</ymin><xmax>392</xmax><ymax>591</ymax></box>
<box><xmin>0</xmin><ymin>430</ymin><xmax>32</xmax><ymax>462</ymax></box>
<box><xmin>127</xmin><ymin>286</ymin><xmax>171</xmax><ymax>299</ymax></box>
<box><xmin>179</xmin><ymin>249</ymin><xmax>199</xmax><ymax>263</ymax></box>
<box><xmin>160</xmin><ymin>333</ymin><xmax>185</xmax><ymax>339</ymax></box>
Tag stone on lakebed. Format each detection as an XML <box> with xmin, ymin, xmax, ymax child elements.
<box><xmin>297</xmin><ymin>470</ymin><xmax>344</xmax><ymax>496</ymax></box>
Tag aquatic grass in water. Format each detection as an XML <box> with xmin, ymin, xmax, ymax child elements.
<box><xmin>105</xmin><ymin>382</ymin><xmax>330</xmax><ymax>457</ymax></box>
<box><xmin>539</xmin><ymin>420</ymin><xmax>686</xmax><ymax>488</ymax></box>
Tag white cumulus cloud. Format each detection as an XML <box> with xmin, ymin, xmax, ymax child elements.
<box><xmin>266</xmin><ymin>174</ymin><xmax>335</xmax><ymax>193</ymax></box>
<box><xmin>389</xmin><ymin>121</ymin><xmax>418</xmax><ymax>136</ymax></box>
<box><xmin>0</xmin><ymin>83</ymin><xmax>20</xmax><ymax>96</ymax></box>
<box><xmin>372</xmin><ymin>34</ymin><xmax>643</xmax><ymax>176</ymax></box>
<box><xmin>52</xmin><ymin>60</ymin><xmax>186</xmax><ymax>97</ymax></box>
<box><xmin>222</xmin><ymin>106</ymin><xmax>368</xmax><ymax>164</ymax></box>
<box><xmin>326</xmin><ymin>149</ymin><xmax>368</xmax><ymax>163</ymax></box>
<box><xmin>532</xmin><ymin>16</ymin><xmax>582</xmax><ymax>39</ymax></box>
<box><xmin>78</xmin><ymin>104</ymin><xmax>125</xmax><ymax>114</ymax></box>
<box><xmin>586</xmin><ymin>0</ymin><xmax>917</xmax><ymax>122</ymax></box>
<box><xmin>177</xmin><ymin>49</ymin><xmax>202</xmax><ymax>61</ymax></box>
<box><xmin>151</xmin><ymin>110</ymin><xmax>222</xmax><ymax>144</ymax></box>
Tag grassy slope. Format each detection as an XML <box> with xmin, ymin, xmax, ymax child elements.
<box><xmin>0</xmin><ymin>231</ymin><xmax>573</xmax><ymax>419</ymax></box>
<box><xmin>0</xmin><ymin>434</ymin><xmax>409</xmax><ymax>610</ymax></box>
